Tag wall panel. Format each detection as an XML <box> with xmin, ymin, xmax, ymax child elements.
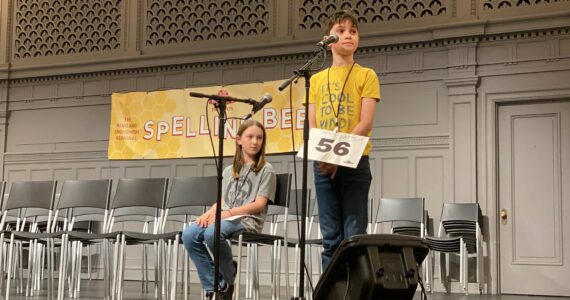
<box><xmin>380</xmin><ymin>157</ymin><xmax>409</xmax><ymax>197</ymax></box>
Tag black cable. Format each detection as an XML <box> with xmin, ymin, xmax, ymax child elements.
<box><xmin>303</xmin><ymin>262</ymin><xmax>315</xmax><ymax>293</ymax></box>
<box><xmin>282</xmin><ymin>47</ymin><xmax>328</xmax><ymax>299</ymax></box>
<box><xmin>290</xmin><ymin>47</ymin><xmax>329</xmax><ymax>247</ymax></box>
<box><xmin>205</xmin><ymin>100</ymin><xmax>219</xmax><ymax>175</ymax></box>
<box><xmin>312</xmin><ymin>48</ymin><xmax>328</xmax><ymax>73</ymax></box>
<box><xmin>343</xmin><ymin>263</ymin><xmax>351</xmax><ymax>300</ymax></box>
<box><xmin>289</xmin><ymin>84</ymin><xmax>302</xmax><ymax>240</ymax></box>
<box><xmin>417</xmin><ymin>269</ymin><xmax>428</xmax><ymax>300</ymax></box>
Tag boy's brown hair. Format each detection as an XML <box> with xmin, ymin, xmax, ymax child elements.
<box><xmin>326</xmin><ymin>10</ymin><xmax>359</xmax><ymax>34</ymax></box>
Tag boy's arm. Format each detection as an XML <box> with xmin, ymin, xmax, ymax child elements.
<box><xmin>350</xmin><ymin>97</ymin><xmax>377</xmax><ymax>136</ymax></box>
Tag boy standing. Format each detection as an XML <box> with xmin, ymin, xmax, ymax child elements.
<box><xmin>308</xmin><ymin>10</ymin><xmax>381</xmax><ymax>271</ymax></box>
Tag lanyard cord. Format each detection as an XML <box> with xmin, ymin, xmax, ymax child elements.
<box><xmin>326</xmin><ymin>62</ymin><xmax>356</xmax><ymax>129</ymax></box>
<box><xmin>228</xmin><ymin>167</ymin><xmax>252</xmax><ymax>208</ymax></box>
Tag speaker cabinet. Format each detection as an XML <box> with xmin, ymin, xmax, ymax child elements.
<box><xmin>313</xmin><ymin>234</ymin><xmax>430</xmax><ymax>300</ymax></box>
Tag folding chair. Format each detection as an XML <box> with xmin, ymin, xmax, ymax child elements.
<box><xmin>234</xmin><ymin>173</ymin><xmax>291</xmax><ymax>300</ymax></box>
<box><xmin>372</xmin><ymin>197</ymin><xmax>431</xmax><ymax>293</ymax></box>
<box><xmin>0</xmin><ymin>181</ymin><xmax>57</xmax><ymax>300</ymax></box>
<box><xmin>107</xmin><ymin>178</ymin><xmax>176</xmax><ymax>300</ymax></box>
<box><xmin>425</xmin><ymin>202</ymin><xmax>484</xmax><ymax>294</ymax></box>
<box><xmin>52</xmin><ymin>179</ymin><xmax>113</xmax><ymax>300</ymax></box>
<box><xmin>163</xmin><ymin>176</ymin><xmax>217</xmax><ymax>300</ymax></box>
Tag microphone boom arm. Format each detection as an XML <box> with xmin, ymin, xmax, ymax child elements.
<box><xmin>189</xmin><ymin>92</ymin><xmax>257</xmax><ymax>106</ymax></box>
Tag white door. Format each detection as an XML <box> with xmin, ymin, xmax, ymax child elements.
<box><xmin>498</xmin><ymin>102</ymin><xmax>570</xmax><ymax>296</ymax></box>
<box><xmin>498</xmin><ymin>101</ymin><xmax>570</xmax><ymax>296</ymax></box>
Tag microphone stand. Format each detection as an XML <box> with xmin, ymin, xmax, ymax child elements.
<box><xmin>278</xmin><ymin>48</ymin><xmax>326</xmax><ymax>300</ymax></box>
<box><xmin>213</xmin><ymin>98</ymin><xmax>226</xmax><ymax>300</ymax></box>
<box><xmin>190</xmin><ymin>94</ymin><xmax>256</xmax><ymax>299</ymax></box>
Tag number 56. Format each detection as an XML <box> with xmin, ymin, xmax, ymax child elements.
<box><xmin>315</xmin><ymin>138</ymin><xmax>351</xmax><ymax>156</ymax></box>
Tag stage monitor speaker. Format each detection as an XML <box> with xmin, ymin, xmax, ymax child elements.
<box><xmin>313</xmin><ymin>234</ymin><xmax>429</xmax><ymax>300</ymax></box>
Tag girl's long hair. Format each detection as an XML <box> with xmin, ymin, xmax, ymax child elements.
<box><xmin>232</xmin><ymin>119</ymin><xmax>267</xmax><ymax>178</ymax></box>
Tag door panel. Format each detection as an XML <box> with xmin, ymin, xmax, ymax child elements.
<box><xmin>498</xmin><ymin>101</ymin><xmax>570</xmax><ymax>296</ymax></box>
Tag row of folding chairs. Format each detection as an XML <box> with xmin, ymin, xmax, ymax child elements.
<box><xmin>369</xmin><ymin>197</ymin><xmax>484</xmax><ymax>295</ymax></box>
<box><xmin>0</xmin><ymin>174</ymin><xmax>309</xmax><ymax>300</ymax></box>
<box><xmin>0</xmin><ymin>179</ymin><xmax>171</xmax><ymax>300</ymax></box>
<box><xmin>0</xmin><ymin>178</ymin><xmax>484</xmax><ymax>299</ymax></box>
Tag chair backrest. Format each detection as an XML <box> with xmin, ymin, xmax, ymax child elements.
<box><xmin>1</xmin><ymin>181</ymin><xmax>57</xmax><ymax>232</ymax></box>
<box><xmin>163</xmin><ymin>176</ymin><xmax>217</xmax><ymax>228</ymax></box>
<box><xmin>273</xmin><ymin>173</ymin><xmax>292</xmax><ymax>207</ymax></box>
<box><xmin>54</xmin><ymin>179</ymin><xmax>112</xmax><ymax>231</ymax></box>
<box><xmin>5</xmin><ymin>181</ymin><xmax>57</xmax><ymax>211</ymax></box>
<box><xmin>376</xmin><ymin>197</ymin><xmax>425</xmax><ymax>224</ymax></box>
<box><xmin>287</xmin><ymin>189</ymin><xmax>313</xmax><ymax>217</ymax></box>
<box><xmin>166</xmin><ymin>176</ymin><xmax>217</xmax><ymax>212</ymax></box>
<box><xmin>112</xmin><ymin>178</ymin><xmax>168</xmax><ymax>209</ymax></box>
<box><xmin>441</xmin><ymin>202</ymin><xmax>482</xmax><ymax>224</ymax></box>
<box><xmin>374</xmin><ymin>197</ymin><xmax>425</xmax><ymax>235</ymax></box>
<box><xmin>56</xmin><ymin>179</ymin><xmax>112</xmax><ymax>211</ymax></box>
<box><xmin>108</xmin><ymin>178</ymin><xmax>168</xmax><ymax>233</ymax></box>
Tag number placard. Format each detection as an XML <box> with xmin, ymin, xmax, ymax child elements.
<box><xmin>297</xmin><ymin>128</ymin><xmax>369</xmax><ymax>168</ymax></box>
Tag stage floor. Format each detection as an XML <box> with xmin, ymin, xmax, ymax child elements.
<box><xmin>5</xmin><ymin>280</ymin><xmax>569</xmax><ymax>299</ymax></box>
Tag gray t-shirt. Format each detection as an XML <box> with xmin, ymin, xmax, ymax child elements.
<box><xmin>221</xmin><ymin>162</ymin><xmax>276</xmax><ymax>232</ymax></box>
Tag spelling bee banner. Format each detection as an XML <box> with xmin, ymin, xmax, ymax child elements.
<box><xmin>108</xmin><ymin>79</ymin><xmax>305</xmax><ymax>159</ymax></box>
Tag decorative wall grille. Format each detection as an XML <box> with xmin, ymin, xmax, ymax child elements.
<box><xmin>482</xmin><ymin>0</ymin><xmax>569</xmax><ymax>10</ymax></box>
<box><xmin>145</xmin><ymin>0</ymin><xmax>270</xmax><ymax>46</ymax></box>
<box><xmin>298</xmin><ymin>0</ymin><xmax>447</xmax><ymax>30</ymax></box>
<box><xmin>14</xmin><ymin>0</ymin><xmax>122</xmax><ymax>59</ymax></box>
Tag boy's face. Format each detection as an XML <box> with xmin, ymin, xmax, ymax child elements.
<box><xmin>328</xmin><ymin>19</ymin><xmax>359</xmax><ymax>56</ymax></box>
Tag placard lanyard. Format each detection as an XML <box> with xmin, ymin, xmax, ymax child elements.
<box><xmin>326</xmin><ymin>62</ymin><xmax>355</xmax><ymax>130</ymax></box>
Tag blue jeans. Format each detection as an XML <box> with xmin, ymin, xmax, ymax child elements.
<box><xmin>314</xmin><ymin>156</ymin><xmax>371</xmax><ymax>271</ymax></box>
<box><xmin>181</xmin><ymin>220</ymin><xmax>245</xmax><ymax>292</ymax></box>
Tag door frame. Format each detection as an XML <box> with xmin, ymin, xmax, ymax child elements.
<box><xmin>482</xmin><ymin>87</ymin><xmax>570</xmax><ymax>294</ymax></box>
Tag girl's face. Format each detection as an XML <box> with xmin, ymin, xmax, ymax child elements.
<box><xmin>237</xmin><ymin>125</ymin><xmax>264</xmax><ymax>161</ymax></box>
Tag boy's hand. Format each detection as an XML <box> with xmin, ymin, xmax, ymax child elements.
<box><xmin>317</xmin><ymin>162</ymin><xmax>338</xmax><ymax>179</ymax></box>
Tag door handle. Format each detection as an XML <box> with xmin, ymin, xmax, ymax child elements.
<box><xmin>500</xmin><ymin>208</ymin><xmax>507</xmax><ymax>225</ymax></box>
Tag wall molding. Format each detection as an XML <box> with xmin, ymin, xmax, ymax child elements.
<box><xmin>372</xmin><ymin>135</ymin><xmax>450</xmax><ymax>151</ymax></box>
<box><xmin>3</xmin><ymin>150</ymin><xmax>108</xmax><ymax>164</ymax></box>
<box><xmin>3</xmin><ymin>135</ymin><xmax>451</xmax><ymax>164</ymax></box>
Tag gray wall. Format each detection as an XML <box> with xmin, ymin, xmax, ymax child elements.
<box><xmin>0</xmin><ymin>0</ymin><xmax>569</xmax><ymax>294</ymax></box>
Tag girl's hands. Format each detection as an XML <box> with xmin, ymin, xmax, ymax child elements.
<box><xmin>195</xmin><ymin>210</ymin><xmax>214</xmax><ymax>228</ymax></box>
<box><xmin>195</xmin><ymin>209</ymin><xmax>233</xmax><ymax>227</ymax></box>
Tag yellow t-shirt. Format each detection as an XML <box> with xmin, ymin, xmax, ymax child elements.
<box><xmin>309</xmin><ymin>63</ymin><xmax>381</xmax><ymax>155</ymax></box>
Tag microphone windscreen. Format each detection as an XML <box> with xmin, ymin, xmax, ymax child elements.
<box><xmin>262</xmin><ymin>93</ymin><xmax>273</xmax><ymax>103</ymax></box>
<box><xmin>329</xmin><ymin>33</ymin><xmax>339</xmax><ymax>43</ymax></box>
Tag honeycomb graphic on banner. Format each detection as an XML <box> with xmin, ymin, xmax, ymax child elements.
<box><xmin>260</xmin><ymin>80</ymin><xmax>304</xmax><ymax>154</ymax></box>
<box><xmin>109</xmin><ymin>91</ymin><xmax>180</xmax><ymax>159</ymax></box>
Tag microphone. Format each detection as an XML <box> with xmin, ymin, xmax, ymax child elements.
<box><xmin>316</xmin><ymin>33</ymin><xmax>339</xmax><ymax>48</ymax></box>
<box><xmin>243</xmin><ymin>93</ymin><xmax>273</xmax><ymax>120</ymax></box>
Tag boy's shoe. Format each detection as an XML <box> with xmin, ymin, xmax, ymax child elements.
<box><xmin>205</xmin><ymin>291</ymin><xmax>214</xmax><ymax>300</ymax></box>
